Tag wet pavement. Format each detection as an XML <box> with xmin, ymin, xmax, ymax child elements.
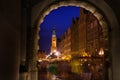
<box><xmin>38</xmin><ymin>61</ymin><xmax>82</xmax><ymax>80</ymax></box>
<box><xmin>38</xmin><ymin>71</ymin><xmax>82</xmax><ymax>80</ymax></box>
<box><xmin>38</xmin><ymin>60</ymin><xmax>104</xmax><ymax>80</ymax></box>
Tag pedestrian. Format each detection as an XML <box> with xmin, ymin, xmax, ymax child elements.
<box><xmin>48</xmin><ymin>62</ymin><xmax>58</xmax><ymax>80</ymax></box>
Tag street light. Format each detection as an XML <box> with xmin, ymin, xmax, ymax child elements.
<box><xmin>99</xmin><ymin>48</ymin><xmax>106</xmax><ymax>80</ymax></box>
<box><xmin>54</xmin><ymin>51</ymin><xmax>59</xmax><ymax>56</ymax></box>
<box><xmin>99</xmin><ymin>48</ymin><xmax>104</xmax><ymax>56</ymax></box>
<box><xmin>53</xmin><ymin>50</ymin><xmax>57</xmax><ymax>53</ymax></box>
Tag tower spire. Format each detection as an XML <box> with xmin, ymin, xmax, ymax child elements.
<box><xmin>52</xmin><ymin>27</ymin><xmax>56</xmax><ymax>37</ymax></box>
<box><xmin>51</xmin><ymin>27</ymin><xmax>57</xmax><ymax>54</ymax></box>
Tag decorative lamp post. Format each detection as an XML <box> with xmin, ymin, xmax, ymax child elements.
<box><xmin>99</xmin><ymin>48</ymin><xmax>108</xmax><ymax>80</ymax></box>
<box><xmin>99</xmin><ymin>48</ymin><xmax>104</xmax><ymax>56</ymax></box>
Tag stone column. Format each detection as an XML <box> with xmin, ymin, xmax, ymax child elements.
<box><xmin>19</xmin><ymin>72</ymin><xmax>28</xmax><ymax>80</ymax></box>
<box><xmin>28</xmin><ymin>27</ymin><xmax>38</xmax><ymax>80</ymax></box>
<box><xmin>111</xmin><ymin>27</ymin><xmax>120</xmax><ymax>80</ymax></box>
<box><xmin>20</xmin><ymin>7</ymin><xmax>27</xmax><ymax>65</ymax></box>
<box><xmin>0</xmin><ymin>0</ymin><xmax>21</xmax><ymax>79</ymax></box>
<box><xmin>0</xmin><ymin>28</ymin><xmax>20</xmax><ymax>80</ymax></box>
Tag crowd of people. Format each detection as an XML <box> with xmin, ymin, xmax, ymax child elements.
<box><xmin>38</xmin><ymin>60</ymin><xmax>104</xmax><ymax>80</ymax></box>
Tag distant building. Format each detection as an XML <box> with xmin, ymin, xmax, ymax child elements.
<box><xmin>58</xmin><ymin>8</ymin><xmax>104</xmax><ymax>57</ymax></box>
<box><xmin>57</xmin><ymin>38</ymin><xmax>63</xmax><ymax>54</ymax></box>
<box><xmin>78</xmin><ymin>8</ymin><xmax>104</xmax><ymax>57</ymax></box>
<box><xmin>86</xmin><ymin>10</ymin><xmax>104</xmax><ymax>57</ymax></box>
<box><xmin>78</xmin><ymin>8</ymin><xmax>88</xmax><ymax>56</ymax></box>
<box><xmin>50</xmin><ymin>27</ymin><xmax>57</xmax><ymax>54</ymax></box>
<box><xmin>57</xmin><ymin>17</ymin><xmax>79</xmax><ymax>54</ymax></box>
<box><xmin>57</xmin><ymin>34</ymin><xmax>65</xmax><ymax>54</ymax></box>
<box><xmin>71</xmin><ymin>17</ymin><xmax>79</xmax><ymax>52</ymax></box>
<box><xmin>63</xmin><ymin>27</ymin><xmax>72</xmax><ymax>54</ymax></box>
<box><xmin>37</xmin><ymin>50</ymin><xmax>46</xmax><ymax>59</ymax></box>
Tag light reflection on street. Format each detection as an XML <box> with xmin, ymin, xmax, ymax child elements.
<box><xmin>38</xmin><ymin>59</ymin><xmax>104</xmax><ymax>80</ymax></box>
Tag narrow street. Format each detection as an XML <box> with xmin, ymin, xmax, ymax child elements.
<box><xmin>38</xmin><ymin>60</ymin><xmax>82</xmax><ymax>80</ymax></box>
<box><xmin>38</xmin><ymin>66</ymin><xmax>82</xmax><ymax>80</ymax></box>
<box><xmin>37</xmin><ymin>60</ymin><xmax>103</xmax><ymax>80</ymax></box>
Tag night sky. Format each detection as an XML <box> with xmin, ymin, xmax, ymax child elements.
<box><xmin>39</xmin><ymin>6</ymin><xmax>80</xmax><ymax>54</ymax></box>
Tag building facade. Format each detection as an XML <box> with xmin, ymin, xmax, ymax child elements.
<box><xmin>71</xmin><ymin>17</ymin><xmax>79</xmax><ymax>52</ymax></box>
<box><xmin>57</xmin><ymin>18</ymin><xmax>79</xmax><ymax>55</ymax></box>
<box><xmin>78</xmin><ymin>8</ymin><xmax>87</xmax><ymax>56</ymax></box>
<box><xmin>37</xmin><ymin>50</ymin><xmax>46</xmax><ymax>59</ymax></box>
<box><xmin>63</xmin><ymin>27</ymin><xmax>72</xmax><ymax>54</ymax></box>
<box><xmin>86</xmin><ymin>10</ymin><xmax>104</xmax><ymax>57</ymax></box>
<box><xmin>57</xmin><ymin>35</ymin><xmax>65</xmax><ymax>54</ymax></box>
<box><xmin>58</xmin><ymin>8</ymin><xmax>104</xmax><ymax>58</ymax></box>
<box><xmin>58</xmin><ymin>7</ymin><xmax>105</xmax><ymax>80</ymax></box>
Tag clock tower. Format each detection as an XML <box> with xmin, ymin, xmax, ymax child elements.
<box><xmin>51</xmin><ymin>27</ymin><xmax>57</xmax><ymax>54</ymax></box>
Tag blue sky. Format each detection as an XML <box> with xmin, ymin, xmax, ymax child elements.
<box><xmin>39</xmin><ymin>6</ymin><xmax>80</xmax><ymax>54</ymax></box>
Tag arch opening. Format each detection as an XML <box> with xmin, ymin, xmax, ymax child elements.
<box><xmin>32</xmin><ymin>1</ymin><xmax>114</xmax><ymax>80</ymax></box>
<box><xmin>36</xmin><ymin>1</ymin><xmax>109</xmax><ymax>56</ymax></box>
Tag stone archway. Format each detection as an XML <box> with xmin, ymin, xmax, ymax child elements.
<box><xmin>30</xmin><ymin>0</ymin><xmax>120</xmax><ymax>80</ymax></box>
